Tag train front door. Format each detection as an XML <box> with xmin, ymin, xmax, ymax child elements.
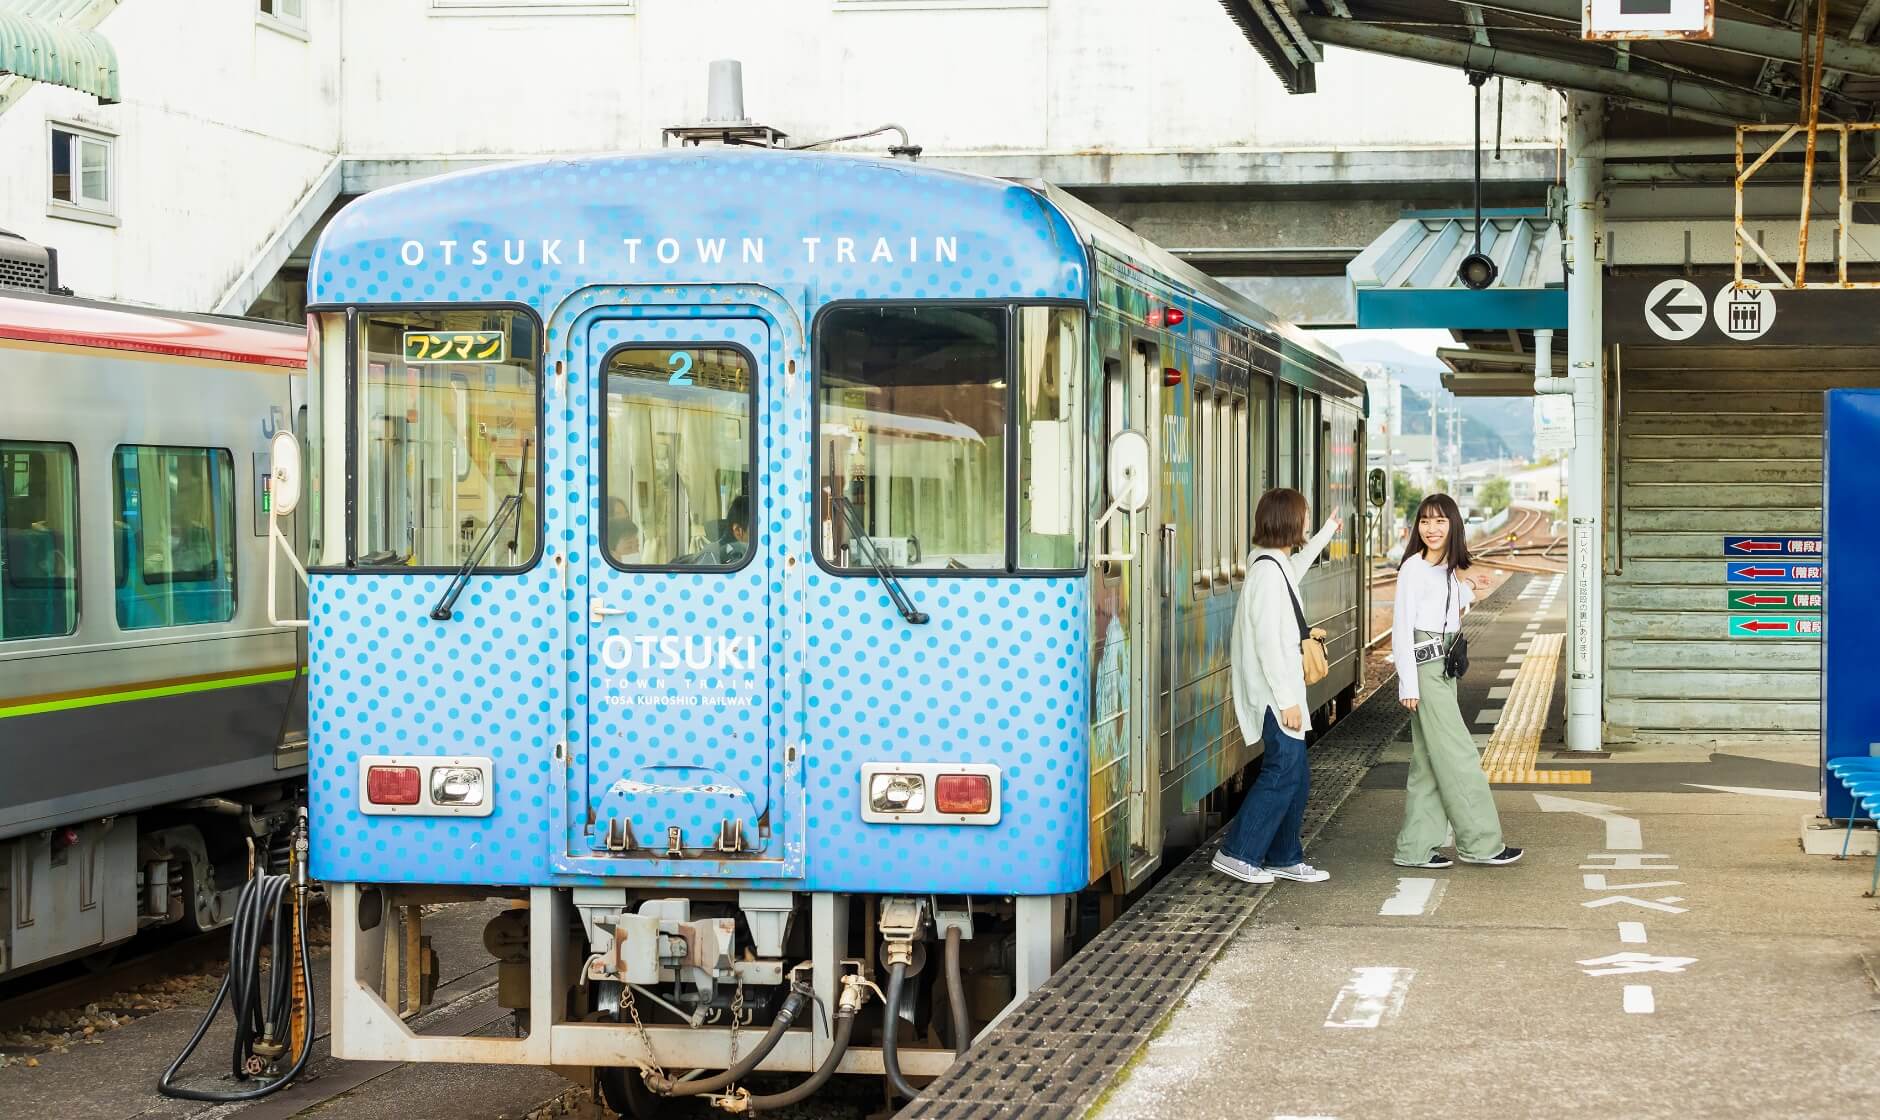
<box><xmin>575</xmin><ymin>313</ymin><xmax>784</xmax><ymax>870</ymax></box>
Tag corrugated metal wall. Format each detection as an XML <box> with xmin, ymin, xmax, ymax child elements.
<box><xmin>1606</xmin><ymin>346</ymin><xmax>1880</xmax><ymax>739</ymax></box>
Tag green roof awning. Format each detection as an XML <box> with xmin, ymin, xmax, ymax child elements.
<box><xmin>0</xmin><ymin>10</ymin><xmax>117</xmax><ymax>103</ymax></box>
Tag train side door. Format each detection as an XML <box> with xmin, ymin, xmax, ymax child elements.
<box><xmin>576</xmin><ymin>315</ymin><xmax>782</xmax><ymax>869</ymax></box>
<box><xmin>1125</xmin><ymin>340</ymin><xmax>1163</xmax><ymax>871</ymax></box>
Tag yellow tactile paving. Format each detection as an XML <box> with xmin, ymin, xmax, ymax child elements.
<box><xmin>1480</xmin><ymin>633</ymin><xmax>1591</xmax><ymax>785</ymax></box>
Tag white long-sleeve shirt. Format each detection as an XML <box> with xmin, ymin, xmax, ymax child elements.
<box><xmin>1231</xmin><ymin>518</ymin><xmax>1339</xmax><ymax>741</ymax></box>
<box><xmin>1392</xmin><ymin>554</ymin><xmax>1475</xmax><ymax>701</ymax></box>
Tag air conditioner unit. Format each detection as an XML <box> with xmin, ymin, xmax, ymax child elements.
<box><xmin>0</xmin><ymin>229</ymin><xmax>61</xmax><ymax>294</ymax></box>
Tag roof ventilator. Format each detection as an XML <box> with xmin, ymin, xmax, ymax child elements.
<box><xmin>663</xmin><ymin>59</ymin><xmax>920</xmax><ymax>160</ymax></box>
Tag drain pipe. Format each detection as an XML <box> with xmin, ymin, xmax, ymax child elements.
<box><xmin>1532</xmin><ymin>329</ymin><xmax>1564</xmax><ymax>394</ymax></box>
<box><xmin>1562</xmin><ymin>92</ymin><xmax>1606</xmax><ymax>754</ymax></box>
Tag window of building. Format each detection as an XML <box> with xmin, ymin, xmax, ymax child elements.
<box><xmin>353</xmin><ymin>309</ymin><xmax>541</xmax><ymax>570</ymax></box>
<box><xmin>836</xmin><ymin>0</ymin><xmax>1046</xmax><ymax>9</ymax></box>
<box><xmin>113</xmin><ymin>446</ymin><xmax>237</xmax><ymax>629</ymax></box>
<box><xmin>1</xmin><ymin>441</ymin><xmax>79</xmax><ymax>641</ymax></box>
<box><xmin>48</xmin><ymin>124</ymin><xmax>114</xmax><ymax>223</ymax></box>
<box><xmin>257</xmin><ymin>0</ymin><xmax>309</xmax><ymax>36</ymax></box>
<box><xmin>602</xmin><ymin>346</ymin><xmax>754</xmax><ymax>570</ymax></box>
<box><xmin>430</xmin><ymin>0</ymin><xmax>634</xmax><ymax>14</ymax></box>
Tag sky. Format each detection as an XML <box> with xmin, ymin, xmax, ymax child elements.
<box><xmin>1314</xmin><ymin>328</ymin><xmax>1454</xmax><ymax>361</ymax></box>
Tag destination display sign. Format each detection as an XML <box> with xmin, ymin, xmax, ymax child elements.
<box><xmin>403</xmin><ymin>330</ymin><xmax>505</xmax><ymax>363</ymax></box>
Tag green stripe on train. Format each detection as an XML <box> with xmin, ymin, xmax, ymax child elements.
<box><xmin>0</xmin><ymin>669</ymin><xmax>300</xmax><ymax>720</ymax></box>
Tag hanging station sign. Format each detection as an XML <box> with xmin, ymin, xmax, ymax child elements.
<box><xmin>1583</xmin><ymin>0</ymin><xmax>1714</xmax><ymax>40</ymax></box>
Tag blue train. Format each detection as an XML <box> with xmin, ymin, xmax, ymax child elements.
<box><xmin>297</xmin><ymin>149</ymin><xmax>1367</xmax><ymax>1112</ymax></box>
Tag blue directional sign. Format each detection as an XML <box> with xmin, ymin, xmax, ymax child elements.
<box><xmin>1723</xmin><ymin>535</ymin><xmax>1823</xmax><ymax>557</ymax></box>
<box><xmin>1727</xmin><ymin>562</ymin><xmax>1824</xmax><ymax>584</ymax></box>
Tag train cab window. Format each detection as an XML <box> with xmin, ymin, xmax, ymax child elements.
<box><xmin>112</xmin><ymin>446</ymin><xmax>236</xmax><ymax>629</ymax></box>
<box><xmin>601</xmin><ymin>346</ymin><xmax>754</xmax><ymax>569</ymax></box>
<box><xmin>817</xmin><ymin>305</ymin><xmax>1007</xmax><ymax>572</ymax></box>
<box><xmin>0</xmin><ymin>441</ymin><xmax>79</xmax><ymax>641</ymax></box>
<box><xmin>353</xmin><ymin>310</ymin><xmax>540</xmax><ymax>569</ymax></box>
<box><xmin>1017</xmin><ymin>307</ymin><xmax>1086</xmax><ymax>569</ymax></box>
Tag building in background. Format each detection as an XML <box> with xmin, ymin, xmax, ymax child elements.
<box><xmin>0</xmin><ymin>0</ymin><xmax>1559</xmax><ymax>322</ymax></box>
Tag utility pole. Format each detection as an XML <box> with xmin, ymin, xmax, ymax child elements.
<box><xmin>1384</xmin><ymin>369</ymin><xmax>1395</xmax><ymax>556</ymax></box>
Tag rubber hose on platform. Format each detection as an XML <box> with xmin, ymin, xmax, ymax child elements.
<box><xmin>744</xmin><ymin>1006</ymin><xmax>858</xmax><ymax>1112</ymax></box>
<box><xmin>157</xmin><ymin>872</ymin><xmax>316</xmax><ymax>1101</ymax></box>
<box><xmin>652</xmin><ymin>985</ymin><xmax>811</xmax><ymax>1097</ymax></box>
<box><xmin>881</xmin><ymin>961</ymin><xmax>919</xmax><ymax>1100</ymax></box>
<box><xmin>944</xmin><ymin>927</ymin><xmax>970</xmax><ymax>1057</ymax></box>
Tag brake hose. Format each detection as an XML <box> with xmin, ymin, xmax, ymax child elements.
<box><xmin>944</xmin><ymin>927</ymin><xmax>971</xmax><ymax>1057</ymax></box>
<box><xmin>880</xmin><ymin>961</ymin><xmax>920</xmax><ymax>1100</ymax></box>
<box><xmin>742</xmin><ymin>998</ymin><xmax>858</xmax><ymax>1112</ymax></box>
<box><xmin>646</xmin><ymin>982</ymin><xmax>813</xmax><ymax>1097</ymax></box>
<box><xmin>158</xmin><ymin>812</ymin><xmax>314</xmax><ymax>1101</ymax></box>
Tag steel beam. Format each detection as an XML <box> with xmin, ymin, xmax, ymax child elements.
<box><xmin>1464</xmin><ymin>0</ymin><xmax>1880</xmax><ymax>79</ymax></box>
<box><xmin>1299</xmin><ymin>17</ymin><xmax>1788</xmax><ymax>124</ymax></box>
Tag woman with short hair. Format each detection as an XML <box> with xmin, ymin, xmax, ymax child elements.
<box><xmin>1213</xmin><ymin>488</ymin><xmax>1341</xmax><ymax>886</ymax></box>
<box><xmin>1391</xmin><ymin>493</ymin><xmax>1523</xmax><ymax>869</ymax></box>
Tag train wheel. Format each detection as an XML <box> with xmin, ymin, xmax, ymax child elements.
<box><xmin>1334</xmin><ymin>685</ymin><xmax>1357</xmax><ymax>720</ymax></box>
<box><xmin>596</xmin><ymin>1067</ymin><xmax>708</xmax><ymax>1119</ymax></box>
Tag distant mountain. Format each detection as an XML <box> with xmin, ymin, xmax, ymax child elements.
<box><xmin>1332</xmin><ymin>337</ymin><xmax>1533</xmax><ymax>461</ymax></box>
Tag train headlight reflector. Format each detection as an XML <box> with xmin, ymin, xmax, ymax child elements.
<box><xmin>934</xmin><ymin>774</ymin><xmax>993</xmax><ymax>815</ymax></box>
<box><xmin>869</xmin><ymin>774</ymin><xmax>925</xmax><ymax>814</ymax></box>
<box><xmin>431</xmin><ymin>766</ymin><xmax>485</xmax><ymax>807</ymax></box>
<box><xmin>366</xmin><ymin>766</ymin><xmax>422</xmax><ymax>806</ymax></box>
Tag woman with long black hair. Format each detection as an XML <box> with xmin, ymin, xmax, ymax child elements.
<box><xmin>1390</xmin><ymin>493</ymin><xmax>1523</xmax><ymax>869</ymax></box>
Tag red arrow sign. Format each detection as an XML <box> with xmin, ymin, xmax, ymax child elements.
<box><xmin>1740</xmin><ymin>620</ymin><xmax>1791</xmax><ymax>632</ymax></box>
<box><xmin>1736</xmin><ymin>567</ymin><xmax>1787</xmax><ymax>578</ymax></box>
<box><xmin>1730</xmin><ymin>540</ymin><xmax>1782</xmax><ymax>553</ymax></box>
<box><xmin>1737</xmin><ymin>595</ymin><xmax>1791</xmax><ymax>606</ymax></box>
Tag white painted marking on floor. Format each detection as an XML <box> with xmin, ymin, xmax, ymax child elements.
<box><xmin>1498</xmin><ymin>669</ymin><xmax>1519</xmax><ymax>680</ymax></box>
<box><xmin>1324</xmin><ymin>967</ymin><xmax>1414</xmax><ymax>1029</ymax></box>
<box><xmin>1475</xmin><ymin>709</ymin><xmax>1503</xmax><ymax>725</ymax></box>
<box><xmin>1534</xmin><ymin>794</ymin><xmax>1643</xmax><ymax>850</ymax></box>
<box><xmin>1618</xmin><ymin>922</ymin><xmax>1648</xmax><ymax>944</ymax></box>
<box><xmin>1585</xmin><ymin>875</ymin><xmax>1683</xmax><ymax>891</ymax></box>
<box><xmin>1507</xmin><ymin>654</ymin><xmax>1526</xmax><ymax>664</ymax></box>
<box><xmin>1578</xmin><ymin>951</ymin><xmax>1697</xmax><ymax>976</ymax></box>
<box><xmin>1488</xmin><ymin>686</ymin><xmax>1512</xmax><ymax>700</ymax></box>
<box><xmin>1583</xmin><ymin>895</ymin><xmax>1688</xmax><ymax>913</ymax></box>
<box><xmin>1380</xmin><ymin>877</ymin><xmax>1446</xmax><ymax>916</ymax></box>
<box><xmin>1682</xmin><ymin>783</ymin><xmax>1817</xmax><ymax>801</ymax></box>
<box><xmin>1623</xmin><ymin>985</ymin><xmax>1655</xmax><ymax>1013</ymax></box>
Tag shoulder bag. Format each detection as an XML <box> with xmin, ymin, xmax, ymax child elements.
<box><xmin>1441</xmin><ymin>570</ymin><xmax>1471</xmax><ymax>680</ymax></box>
<box><xmin>1256</xmin><ymin>555</ymin><xmax>1330</xmax><ymax>686</ymax></box>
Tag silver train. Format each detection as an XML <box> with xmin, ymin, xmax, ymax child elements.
<box><xmin>0</xmin><ymin>290</ymin><xmax>307</xmax><ymax>981</ymax></box>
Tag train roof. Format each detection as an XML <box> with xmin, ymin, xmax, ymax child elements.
<box><xmin>0</xmin><ymin>290</ymin><xmax>305</xmax><ymax>368</ymax></box>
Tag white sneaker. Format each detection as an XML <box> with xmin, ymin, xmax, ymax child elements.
<box><xmin>1264</xmin><ymin>862</ymin><xmax>1331</xmax><ymax>883</ymax></box>
<box><xmin>1211</xmin><ymin>852</ymin><xmax>1275</xmax><ymax>884</ymax></box>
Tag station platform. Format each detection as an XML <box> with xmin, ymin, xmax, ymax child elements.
<box><xmin>1085</xmin><ymin>573</ymin><xmax>1880</xmax><ymax>1120</ymax></box>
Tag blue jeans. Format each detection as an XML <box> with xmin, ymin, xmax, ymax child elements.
<box><xmin>1218</xmin><ymin>710</ymin><xmax>1309</xmax><ymax>868</ymax></box>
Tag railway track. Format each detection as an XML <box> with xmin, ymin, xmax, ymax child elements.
<box><xmin>0</xmin><ymin>932</ymin><xmax>225</xmax><ymax>1034</ymax></box>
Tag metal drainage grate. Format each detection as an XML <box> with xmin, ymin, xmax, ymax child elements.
<box><xmin>898</xmin><ymin>581</ymin><xmax>1522</xmax><ymax>1120</ymax></box>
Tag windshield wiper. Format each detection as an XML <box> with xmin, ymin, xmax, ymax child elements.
<box><xmin>833</xmin><ymin>492</ymin><xmax>928</xmax><ymax>625</ymax></box>
<box><xmin>431</xmin><ymin>439</ymin><xmax>531</xmax><ymax>622</ymax></box>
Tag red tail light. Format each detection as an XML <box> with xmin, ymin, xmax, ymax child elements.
<box><xmin>934</xmin><ymin>774</ymin><xmax>993</xmax><ymax>815</ymax></box>
<box><xmin>366</xmin><ymin>765</ymin><xmax>422</xmax><ymax>805</ymax></box>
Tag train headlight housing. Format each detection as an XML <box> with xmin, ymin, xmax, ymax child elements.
<box><xmin>359</xmin><ymin>755</ymin><xmax>494</xmax><ymax>817</ymax></box>
<box><xmin>869</xmin><ymin>774</ymin><xmax>926</xmax><ymax>814</ymax></box>
<box><xmin>861</xmin><ymin>763</ymin><xmax>1001</xmax><ymax>825</ymax></box>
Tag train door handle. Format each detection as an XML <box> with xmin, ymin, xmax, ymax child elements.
<box><xmin>591</xmin><ymin>601</ymin><xmax>627</xmax><ymax>623</ymax></box>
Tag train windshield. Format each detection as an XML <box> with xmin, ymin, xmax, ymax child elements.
<box><xmin>351</xmin><ymin>309</ymin><xmax>540</xmax><ymax>569</ymax></box>
<box><xmin>816</xmin><ymin>304</ymin><xmax>1084</xmax><ymax>573</ymax></box>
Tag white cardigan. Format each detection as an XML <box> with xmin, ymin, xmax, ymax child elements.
<box><xmin>1231</xmin><ymin>518</ymin><xmax>1339</xmax><ymax>742</ymax></box>
<box><xmin>1391</xmin><ymin>554</ymin><xmax>1475</xmax><ymax>701</ymax></box>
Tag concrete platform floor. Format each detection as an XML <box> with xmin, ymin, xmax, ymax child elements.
<box><xmin>1096</xmin><ymin>746</ymin><xmax>1880</xmax><ymax>1120</ymax></box>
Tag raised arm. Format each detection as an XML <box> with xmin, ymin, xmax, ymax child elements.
<box><xmin>1289</xmin><ymin>512</ymin><xmax>1342</xmax><ymax>577</ymax></box>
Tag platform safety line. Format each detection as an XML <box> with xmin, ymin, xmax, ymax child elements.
<box><xmin>1479</xmin><ymin>633</ymin><xmax>1591</xmax><ymax>785</ymax></box>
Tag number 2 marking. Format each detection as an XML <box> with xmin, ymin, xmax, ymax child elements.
<box><xmin>668</xmin><ymin>351</ymin><xmax>694</xmax><ymax>385</ymax></box>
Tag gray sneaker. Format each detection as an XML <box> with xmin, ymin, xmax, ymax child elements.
<box><xmin>1211</xmin><ymin>852</ymin><xmax>1275</xmax><ymax>884</ymax></box>
<box><xmin>1264</xmin><ymin>862</ymin><xmax>1331</xmax><ymax>883</ymax></box>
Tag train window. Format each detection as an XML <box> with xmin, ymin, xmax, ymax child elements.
<box><xmin>112</xmin><ymin>446</ymin><xmax>236</xmax><ymax>629</ymax></box>
<box><xmin>1017</xmin><ymin>307</ymin><xmax>1085</xmax><ymax>569</ymax></box>
<box><xmin>353</xmin><ymin>309</ymin><xmax>540</xmax><ymax>570</ymax></box>
<box><xmin>601</xmin><ymin>346</ymin><xmax>754</xmax><ymax>570</ymax></box>
<box><xmin>817</xmin><ymin>305</ymin><xmax>1007</xmax><ymax>572</ymax></box>
<box><xmin>1195</xmin><ymin>390</ymin><xmax>1214</xmax><ymax>589</ymax></box>
<box><xmin>1301</xmin><ymin>394</ymin><xmax>1319</xmax><ymax>521</ymax></box>
<box><xmin>1232</xmin><ymin>397</ymin><xmax>1249</xmax><ymax>576</ymax></box>
<box><xmin>1277</xmin><ymin>383</ymin><xmax>1298</xmax><ymax>491</ymax></box>
<box><xmin>0</xmin><ymin>441</ymin><xmax>79</xmax><ymax>641</ymax></box>
<box><xmin>1102</xmin><ymin>357</ymin><xmax>1125</xmax><ymax>570</ymax></box>
<box><xmin>1216</xmin><ymin>391</ymin><xmax>1233</xmax><ymax>582</ymax></box>
<box><xmin>1249</xmin><ymin>376</ymin><xmax>1272</xmax><ymax>498</ymax></box>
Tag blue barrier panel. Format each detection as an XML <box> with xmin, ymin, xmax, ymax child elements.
<box><xmin>1822</xmin><ymin>390</ymin><xmax>1880</xmax><ymax>820</ymax></box>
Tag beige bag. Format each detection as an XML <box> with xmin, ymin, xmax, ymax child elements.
<box><xmin>1257</xmin><ymin>556</ymin><xmax>1330</xmax><ymax>686</ymax></box>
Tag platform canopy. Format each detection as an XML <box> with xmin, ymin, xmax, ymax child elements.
<box><xmin>0</xmin><ymin>1</ymin><xmax>119</xmax><ymax>105</ymax></box>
